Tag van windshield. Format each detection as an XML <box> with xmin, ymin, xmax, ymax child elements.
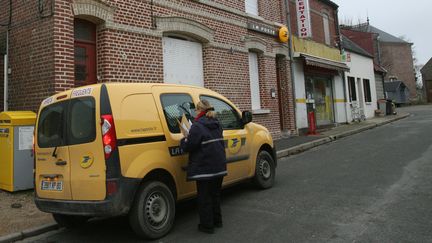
<box><xmin>37</xmin><ymin>97</ymin><xmax>96</xmax><ymax>148</ymax></box>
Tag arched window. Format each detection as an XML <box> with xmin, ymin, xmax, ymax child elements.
<box><xmin>74</xmin><ymin>19</ymin><xmax>97</xmax><ymax>87</ymax></box>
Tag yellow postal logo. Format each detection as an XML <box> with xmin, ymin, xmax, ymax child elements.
<box><xmin>228</xmin><ymin>137</ymin><xmax>242</xmax><ymax>154</ymax></box>
<box><xmin>80</xmin><ymin>154</ymin><xmax>94</xmax><ymax>169</ymax></box>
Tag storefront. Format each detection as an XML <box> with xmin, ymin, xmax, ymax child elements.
<box><xmin>294</xmin><ymin>54</ymin><xmax>349</xmax><ymax>132</ymax></box>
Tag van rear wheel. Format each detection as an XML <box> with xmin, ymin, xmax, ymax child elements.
<box><xmin>52</xmin><ymin>214</ymin><xmax>89</xmax><ymax>228</ymax></box>
<box><xmin>253</xmin><ymin>150</ymin><xmax>276</xmax><ymax>189</ymax></box>
<box><xmin>129</xmin><ymin>181</ymin><xmax>175</xmax><ymax>240</ymax></box>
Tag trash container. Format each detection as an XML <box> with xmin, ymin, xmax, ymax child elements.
<box><xmin>377</xmin><ymin>99</ymin><xmax>387</xmax><ymax>115</ymax></box>
<box><xmin>0</xmin><ymin>111</ymin><xmax>37</xmax><ymax>192</ymax></box>
<box><xmin>386</xmin><ymin>99</ymin><xmax>393</xmax><ymax>115</ymax></box>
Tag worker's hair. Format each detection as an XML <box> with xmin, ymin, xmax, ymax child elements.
<box><xmin>196</xmin><ymin>99</ymin><xmax>216</xmax><ymax>118</ymax></box>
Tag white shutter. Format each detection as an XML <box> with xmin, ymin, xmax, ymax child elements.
<box><xmin>245</xmin><ymin>0</ymin><xmax>258</xmax><ymax>15</ymax></box>
<box><xmin>162</xmin><ymin>37</ymin><xmax>204</xmax><ymax>87</ymax></box>
<box><xmin>249</xmin><ymin>52</ymin><xmax>261</xmax><ymax>110</ymax></box>
<box><xmin>323</xmin><ymin>14</ymin><xmax>330</xmax><ymax>45</ymax></box>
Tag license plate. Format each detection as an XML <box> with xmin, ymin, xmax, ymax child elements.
<box><xmin>41</xmin><ymin>180</ymin><xmax>63</xmax><ymax>191</ymax></box>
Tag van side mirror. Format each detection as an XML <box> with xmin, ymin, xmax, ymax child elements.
<box><xmin>242</xmin><ymin>111</ymin><xmax>252</xmax><ymax>125</ymax></box>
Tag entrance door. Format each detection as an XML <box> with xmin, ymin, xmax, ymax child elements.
<box><xmin>313</xmin><ymin>78</ymin><xmax>334</xmax><ymax>126</ymax></box>
<box><xmin>74</xmin><ymin>19</ymin><xmax>97</xmax><ymax>87</ymax></box>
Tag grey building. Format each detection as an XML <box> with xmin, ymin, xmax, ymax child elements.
<box><xmin>384</xmin><ymin>81</ymin><xmax>410</xmax><ymax>105</ymax></box>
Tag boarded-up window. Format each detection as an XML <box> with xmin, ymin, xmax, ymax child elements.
<box><xmin>163</xmin><ymin>37</ymin><xmax>204</xmax><ymax>87</ymax></box>
<box><xmin>249</xmin><ymin>52</ymin><xmax>261</xmax><ymax>110</ymax></box>
<box><xmin>245</xmin><ymin>0</ymin><xmax>258</xmax><ymax>15</ymax></box>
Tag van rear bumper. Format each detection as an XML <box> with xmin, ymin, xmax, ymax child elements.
<box><xmin>35</xmin><ymin>177</ymin><xmax>141</xmax><ymax>217</ymax></box>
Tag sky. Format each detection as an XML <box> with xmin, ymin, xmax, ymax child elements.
<box><xmin>332</xmin><ymin>0</ymin><xmax>431</xmax><ymax>66</ymax></box>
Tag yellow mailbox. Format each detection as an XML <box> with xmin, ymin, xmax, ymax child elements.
<box><xmin>0</xmin><ymin>111</ymin><xmax>37</xmax><ymax>192</ymax></box>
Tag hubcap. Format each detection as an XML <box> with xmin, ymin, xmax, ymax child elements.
<box><xmin>259</xmin><ymin>159</ymin><xmax>271</xmax><ymax>179</ymax></box>
<box><xmin>145</xmin><ymin>192</ymin><xmax>169</xmax><ymax>229</ymax></box>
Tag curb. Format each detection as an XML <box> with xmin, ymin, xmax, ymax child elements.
<box><xmin>276</xmin><ymin>113</ymin><xmax>410</xmax><ymax>159</ymax></box>
<box><xmin>0</xmin><ymin>223</ymin><xmax>59</xmax><ymax>243</ymax></box>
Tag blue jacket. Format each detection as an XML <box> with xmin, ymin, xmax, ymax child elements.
<box><xmin>180</xmin><ymin>116</ymin><xmax>227</xmax><ymax>181</ymax></box>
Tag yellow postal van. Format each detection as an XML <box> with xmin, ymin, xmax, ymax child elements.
<box><xmin>34</xmin><ymin>83</ymin><xmax>276</xmax><ymax>239</ymax></box>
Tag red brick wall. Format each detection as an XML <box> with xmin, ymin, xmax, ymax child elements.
<box><xmin>259</xmin><ymin>0</ymin><xmax>284</xmax><ymax>24</ymax></box>
<box><xmin>341</xmin><ymin>29</ymin><xmax>376</xmax><ymax>58</ymax></box>
<box><xmin>289</xmin><ymin>0</ymin><xmax>338</xmax><ymax>46</ymax></box>
<box><xmin>1</xmin><ymin>1</ymin><xmax>55</xmax><ymax>112</ymax></box>
<box><xmin>381</xmin><ymin>43</ymin><xmax>417</xmax><ymax>99</ymax></box>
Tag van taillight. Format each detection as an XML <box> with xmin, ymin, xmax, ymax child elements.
<box><xmin>101</xmin><ymin>115</ymin><xmax>117</xmax><ymax>159</ymax></box>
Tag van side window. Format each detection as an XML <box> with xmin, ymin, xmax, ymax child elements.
<box><xmin>161</xmin><ymin>94</ymin><xmax>196</xmax><ymax>133</ymax></box>
<box><xmin>200</xmin><ymin>95</ymin><xmax>242</xmax><ymax>130</ymax></box>
<box><xmin>37</xmin><ymin>101</ymin><xmax>67</xmax><ymax>148</ymax></box>
<box><xmin>67</xmin><ymin>97</ymin><xmax>96</xmax><ymax>145</ymax></box>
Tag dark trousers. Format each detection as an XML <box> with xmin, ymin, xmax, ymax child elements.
<box><xmin>196</xmin><ymin>177</ymin><xmax>223</xmax><ymax>228</ymax></box>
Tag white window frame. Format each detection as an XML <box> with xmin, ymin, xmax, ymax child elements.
<box><xmin>245</xmin><ymin>0</ymin><xmax>258</xmax><ymax>16</ymax></box>
<box><xmin>248</xmin><ymin>52</ymin><xmax>261</xmax><ymax>110</ymax></box>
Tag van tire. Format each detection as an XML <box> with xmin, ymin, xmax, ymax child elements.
<box><xmin>129</xmin><ymin>181</ymin><xmax>175</xmax><ymax>240</ymax></box>
<box><xmin>253</xmin><ymin>150</ymin><xmax>275</xmax><ymax>189</ymax></box>
<box><xmin>52</xmin><ymin>214</ymin><xmax>89</xmax><ymax>228</ymax></box>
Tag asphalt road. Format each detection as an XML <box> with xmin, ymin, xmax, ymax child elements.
<box><xmin>23</xmin><ymin>105</ymin><xmax>432</xmax><ymax>243</ymax></box>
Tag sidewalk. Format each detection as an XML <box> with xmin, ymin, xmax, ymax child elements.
<box><xmin>0</xmin><ymin>112</ymin><xmax>410</xmax><ymax>243</ymax></box>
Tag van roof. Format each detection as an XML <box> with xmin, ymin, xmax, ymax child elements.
<box><xmin>40</xmin><ymin>82</ymin><xmax>224</xmax><ymax>109</ymax></box>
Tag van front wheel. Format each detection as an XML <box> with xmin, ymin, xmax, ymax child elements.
<box><xmin>129</xmin><ymin>181</ymin><xmax>175</xmax><ymax>240</ymax></box>
<box><xmin>253</xmin><ymin>150</ymin><xmax>276</xmax><ymax>189</ymax></box>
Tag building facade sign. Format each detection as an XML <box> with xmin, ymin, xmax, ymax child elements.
<box><xmin>296</xmin><ymin>0</ymin><xmax>312</xmax><ymax>38</ymax></box>
<box><xmin>247</xmin><ymin>22</ymin><xmax>278</xmax><ymax>36</ymax></box>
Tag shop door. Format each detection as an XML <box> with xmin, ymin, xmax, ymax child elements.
<box><xmin>313</xmin><ymin>78</ymin><xmax>334</xmax><ymax>126</ymax></box>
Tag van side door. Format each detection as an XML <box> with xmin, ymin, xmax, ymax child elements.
<box><xmin>153</xmin><ymin>88</ymin><xmax>197</xmax><ymax>198</ymax></box>
<box><xmin>199</xmin><ymin>95</ymin><xmax>251</xmax><ymax>183</ymax></box>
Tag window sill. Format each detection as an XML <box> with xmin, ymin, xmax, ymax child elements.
<box><xmin>252</xmin><ymin>109</ymin><xmax>270</xmax><ymax>115</ymax></box>
<box><xmin>366</xmin><ymin>102</ymin><xmax>372</xmax><ymax>105</ymax></box>
<box><xmin>246</xmin><ymin>13</ymin><xmax>264</xmax><ymax>21</ymax></box>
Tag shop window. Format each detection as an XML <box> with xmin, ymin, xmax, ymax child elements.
<box><xmin>348</xmin><ymin>76</ymin><xmax>357</xmax><ymax>101</ymax></box>
<box><xmin>245</xmin><ymin>0</ymin><xmax>258</xmax><ymax>16</ymax></box>
<box><xmin>322</xmin><ymin>13</ymin><xmax>331</xmax><ymax>45</ymax></box>
<box><xmin>248</xmin><ymin>52</ymin><xmax>261</xmax><ymax>110</ymax></box>
<box><xmin>363</xmin><ymin>79</ymin><xmax>372</xmax><ymax>102</ymax></box>
<box><xmin>74</xmin><ymin>19</ymin><xmax>97</xmax><ymax>87</ymax></box>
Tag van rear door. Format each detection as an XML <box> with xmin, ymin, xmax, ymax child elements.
<box><xmin>36</xmin><ymin>100</ymin><xmax>72</xmax><ymax>200</ymax></box>
<box><xmin>68</xmin><ymin>87</ymin><xmax>106</xmax><ymax>200</ymax></box>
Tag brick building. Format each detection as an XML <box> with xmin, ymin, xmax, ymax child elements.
<box><xmin>342</xmin><ymin>22</ymin><xmax>417</xmax><ymax>101</ymax></box>
<box><xmin>0</xmin><ymin>0</ymin><xmax>297</xmax><ymax>138</ymax></box>
<box><xmin>288</xmin><ymin>0</ymin><xmax>349</xmax><ymax>131</ymax></box>
<box><xmin>421</xmin><ymin>58</ymin><xmax>432</xmax><ymax>103</ymax></box>
<box><xmin>340</xmin><ymin>27</ymin><xmax>387</xmax><ymax>100</ymax></box>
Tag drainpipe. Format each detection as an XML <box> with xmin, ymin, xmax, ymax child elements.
<box><xmin>284</xmin><ymin>0</ymin><xmax>297</xmax><ymax>133</ymax></box>
<box><xmin>3</xmin><ymin>29</ymin><xmax>9</xmax><ymax>111</ymax></box>
<box><xmin>334</xmin><ymin>8</ymin><xmax>349</xmax><ymax>123</ymax></box>
<box><xmin>3</xmin><ymin>1</ymin><xmax>12</xmax><ymax>111</ymax></box>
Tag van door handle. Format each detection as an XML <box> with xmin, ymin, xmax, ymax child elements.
<box><xmin>55</xmin><ymin>161</ymin><xmax>67</xmax><ymax>166</ymax></box>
